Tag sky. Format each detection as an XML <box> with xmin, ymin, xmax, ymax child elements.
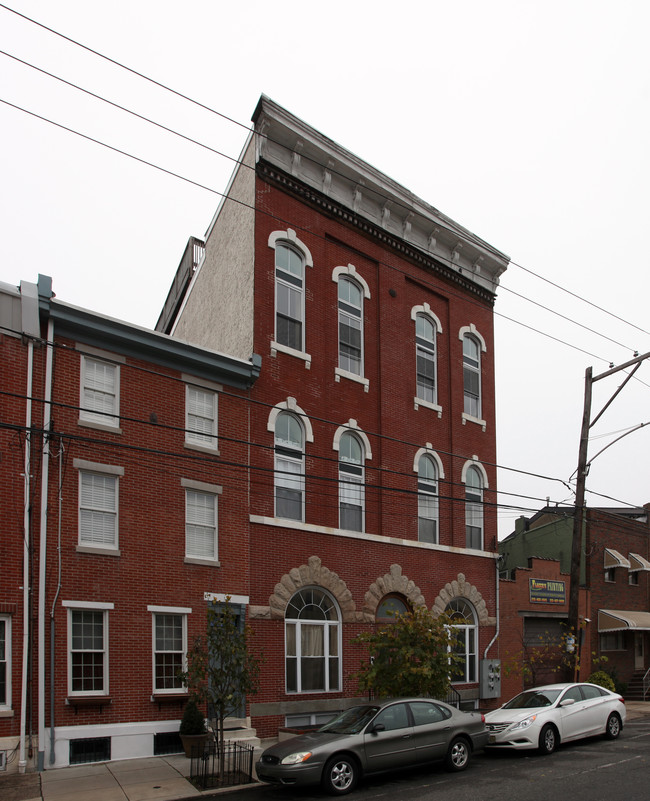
<box><xmin>1</xmin><ymin>1</ymin><xmax>649</xmax><ymax>538</ymax></box>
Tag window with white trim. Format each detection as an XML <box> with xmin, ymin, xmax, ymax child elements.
<box><xmin>338</xmin><ymin>276</ymin><xmax>363</xmax><ymax>376</ymax></box>
<box><xmin>462</xmin><ymin>334</ymin><xmax>481</xmax><ymax>419</ymax></box>
<box><xmin>79</xmin><ymin>471</ymin><xmax>119</xmax><ymax>549</ymax></box>
<box><xmin>152</xmin><ymin>611</ymin><xmax>187</xmax><ymax>692</ymax></box>
<box><xmin>446</xmin><ymin>598</ymin><xmax>477</xmax><ymax>683</ymax></box>
<box><xmin>339</xmin><ymin>431</ymin><xmax>365</xmax><ymax>532</ymax></box>
<box><xmin>465</xmin><ymin>466</ymin><xmax>484</xmax><ymax>550</ymax></box>
<box><xmin>185</xmin><ymin>489</ymin><xmax>218</xmax><ymax>561</ymax></box>
<box><xmin>185</xmin><ymin>385</ymin><xmax>218</xmax><ymax>449</ymax></box>
<box><xmin>80</xmin><ymin>355</ymin><xmax>119</xmax><ymax>428</ymax></box>
<box><xmin>285</xmin><ymin>588</ymin><xmax>340</xmax><ymax>693</ymax></box>
<box><xmin>274</xmin><ymin>412</ymin><xmax>305</xmax><ymax>521</ymax></box>
<box><xmin>0</xmin><ymin>616</ymin><xmax>10</xmax><ymax>708</ymax></box>
<box><xmin>417</xmin><ymin>455</ymin><xmax>439</xmax><ymax>543</ymax></box>
<box><xmin>67</xmin><ymin>607</ymin><xmax>109</xmax><ymax>695</ymax></box>
<box><xmin>275</xmin><ymin>243</ymin><xmax>305</xmax><ymax>351</ymax></box>
<box><xmin>416</xmin><ymin>314</ymin><xmax>436</xmax><ymax>404</ymax></box>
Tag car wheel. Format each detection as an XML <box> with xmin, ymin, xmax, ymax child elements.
<box><xmin>445</xmin><ymin>737</ymin><xmax>471</xmax><ymax>771</ymax></box>
<box><xmin>322</xmin><ymin>755</ymin><xmax>359</xmax><ymax>795</ymax></box>
<box><xmin>605</xmin><ymin>713</ymin><xmax>621</xmax><ymax>740</ymax></box>
<box><xmin>538</xmin><ymin>724</ymin><xmax>558</xmax><ymax>755</ymax></box>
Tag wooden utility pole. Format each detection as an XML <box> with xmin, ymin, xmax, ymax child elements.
<box><xmin>568</xmin><ymin>351</ymin><xmax>650</xmax><ymax>678</ymax></box>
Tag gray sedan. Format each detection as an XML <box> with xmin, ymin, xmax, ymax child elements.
<box><xmin>256</xmin><ymin>698</ymin><xmax>488</xmax><ymax>795</ymax></box>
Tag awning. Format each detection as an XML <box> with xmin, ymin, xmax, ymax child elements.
<box><xmin>628</xmin><ymin>552</ymin><xmax>650</xmax><ymax>572</ymax></box>
<box><xmin>603</xmin><ymin>548</ymin><xmax>630</xmax><ymax>569</ymax></box>
<box><xmin>598</xmin><ymin>609</ymin><xmax>650</xmax><ymax>632</ymax></box>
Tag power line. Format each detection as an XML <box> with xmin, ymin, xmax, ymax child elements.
<box><xmin>2</xmin><ymin>3</ymin><xmax>649</xmax><ymax>354</ymax></box>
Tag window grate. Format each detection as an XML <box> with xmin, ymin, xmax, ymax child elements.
<box><xmin>153</xmin><ymin>732</ymin><xmax>183</xmax><ymax>755</ymax></box>
<box><xmin>69</xmin><ymin>736</ymin><xmax>111</xmax><ymax>764</ymax></box>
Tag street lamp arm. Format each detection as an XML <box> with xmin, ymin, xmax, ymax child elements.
<box><xmin>586</xmin><ymin>422</ymin><xmax>649</xmax><ymax>468</ymax></box>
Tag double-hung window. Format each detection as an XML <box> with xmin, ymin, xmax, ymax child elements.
<box><xmin>275</xmin><ymin>243</ymin><xmax>304</xmax><ymax>352</ymax></box>
<box><xmin>462</xmin><ymin>334</ymin><xmax>481</xmax><ymax>419</ymax></box>
<box><xmin>338</xmin><ymin>277</ymin><xmax>363</xmax><ymax>376</ymax></box>
<box><xmin>79</xmin><ymin>354</ymin><xmax>120</xmax><ymax>429</ymax></box>
<box><xmin>274</xmin><ymin>412</ymin><xmax>304</xmax><ymax>521</ymax></box>
<box><xmin>417</xmin><ymin>455</ymin><xmax>439</xmax><ymax>543</ymax></box>
<box><xmin>0</xmin><ymin>616</ymin><xmax>10</xmax><ymax>709</ymax></box>
<box><xmin>339</xmin><ymin>432</ymin><xmax>364</xmax><ymax>532</ymax></box>
<box><xmin>185</xmin><ymin>385</ymin><xmax>218</xmax><ymax>450</ymax></box>
<box><xmin>465</xmin><ymin>466</ymin><xmax>484</xmax><ymax>550</ymax></box>
<box><xmin>285</xmin><ymin>588</ymin><xmax>340</xmax><ymax>693</ymax></box>
<box><xmin>64</xmin><ymin>602</ymin><xmax>113</xmax><ymax>696</ymax></box>
<box><xmin>149</xmin><ymin>608</ymin><xmax>188</xmax><ymax>693</ymax></box>
<box><xmin>75</xmin><ymin>460</ymin><xmax>124</xmax><ymax>552</ymax></box>
<box><xmin>416</xmin><ymin>314</ymin><xmax>436</xmax><ymax>404</ymax></box>
<box><xmin>184</xmin><ymin>483</ymin><xmax>219</xmax><ymax>562</ymax></box>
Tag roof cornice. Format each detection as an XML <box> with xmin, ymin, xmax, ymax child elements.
<box><xmin>37</xmin><ymin>279</ymin><xmax>260</xmax><ymax>389</ymax></box>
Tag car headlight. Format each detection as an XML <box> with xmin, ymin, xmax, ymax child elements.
<box><xmin>509</xmin><ymin>715</ymin><xmax>537</xmax><ymax>732</ymax></box>
<box><xmin>281</xmin><ymin>751</ymin><xmax>313</xmax><ymax>765</ymax></box>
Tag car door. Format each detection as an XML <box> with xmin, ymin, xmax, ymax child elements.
<box><xmin>557</xmin><ymin>685</ymin><xmax>590</xmax><ymax>741</ymax></box>
<box><xmin>579</xmin><ymin>684</ymin><xmax>611</xmax><ymax>734</ymax></box>
<box><xmin>363</xmin><ymin>702</ymin><xmax>415</xmax><ymax>771</ymax></box>
<box><xmin>408</xmin><ymin>701</ymin><xmax>450</xmax><ymax>762</ymax></box>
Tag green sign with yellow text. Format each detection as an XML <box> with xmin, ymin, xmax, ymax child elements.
<box><xmin>529</xmin><ymin>578</ymin><xmax>566</xmax><ymax>604</ymax></box>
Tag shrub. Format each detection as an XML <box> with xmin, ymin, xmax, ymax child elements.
<box><xmin>586</xmin><ymin>670</ymin><xmax>616</xmax><ymax>692</ymax></box>
<box><xmin>179</xmin><ymin>698</ymin><xmax>206</xmax><ymax>735</ymax></box>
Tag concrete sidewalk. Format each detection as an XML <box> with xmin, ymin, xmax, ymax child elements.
<box><xmin>0</xmin><ymin>751</ymin><xmax>261</xmax><ymax>801</ymax></box>
<box><xmin>2</xmin><ymin>703</ymin><xmax>649</xmax><ymax>801</ymax></box>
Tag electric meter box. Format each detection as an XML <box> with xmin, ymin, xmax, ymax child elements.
<box><xmin>480</xmin><ymin>658</ymin><xmax>501</xmax><ymax>699</ymax></box>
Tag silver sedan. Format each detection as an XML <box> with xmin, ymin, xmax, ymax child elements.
<box><xmin>256</xmin><ymin>698</ymin><xmax>488</xmax><ymax>795</ymax></box>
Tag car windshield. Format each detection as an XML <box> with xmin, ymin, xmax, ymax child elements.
<box><xmin>318</xmin><ymin>705</ymin><xmax>380</xmax><ymax>734</ymax></box>
<box><xmin>503</xmin><ymin>689</ymin><xmax>562</xmax><ymax>709</ymax></box>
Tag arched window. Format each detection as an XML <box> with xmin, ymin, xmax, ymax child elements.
<box><xmin>338</xmin><ymin>276</ymin><xmax>363</xmax><ymax>376</ymax></box>
<box><xmin>462</xmin><ymin>334</ymin><xmax>481</xmax><ymax>418</ymax></box>
<box><xmin>376</xmin><ymin>595</ymin><xmax>409</xmax><ymax>624</ymax></box>
<box><xmin>417</xmin><ymin>455</ymin><xmax>439</xmax><ymax>543</ymax></box>
<box><xmin>285</xmin><ymin>588</ymin><xmax>340</xmax><ymax>693</ymax></box>
<box><xmin>446</xmin><ymin>598</ymin><xmax>477</xmax><ymax>683</ymax></box>
<box><xmin>415</xmin><ymin>314</ymin><xmax>436</xmax><ymax>404</ymax></box>
<box><xmin>275</xmin><ymin>243</ymin><xmax>305</xmax><ymax>352</ymax></box>
<box><xmin>339</xmin><ymin>431</ymin><xmax>365</xmax><ymax>532</ymax></box>
<box><xmin>465</xmin><ymin>466</ymin><xmax>483</xmax><ymax>550</ymax></box>
<box><xmin>274</xmin><ymin>412</ymin><xmax>304</xmax><ymax>521</ymax></box>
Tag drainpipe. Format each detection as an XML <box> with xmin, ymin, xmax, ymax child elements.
<box><xmin>18</xmin><ymin>338</ymin><xmax>33</xmax><ymax>774</ymax></box>
<box><xmin>37</xmin><ymin>318</ymin><xmax>54</xmax><ymax>770</ymax></box>
<box><xmin>483</xmin><ymin>554</ymin><xmax>500</xmax><ymax>658</ymax></box>
<box><xmin>18</xmin><ymin>280</ymin><xmax>41</xmax><ymax>773</ymax></box>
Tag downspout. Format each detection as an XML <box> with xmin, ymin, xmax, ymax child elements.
<box><xmin>49</xmin><ymin>443</ymin><xmax>63</xmax><ymax>765</ymax></box>
<box><xmin>19</xmin><ymin>338</ymin><xmax>33</xmax><ymax>773</ymax></box>
<box><xmin>19</xmin><ymin>280</ymin><xmax>41</xmax><ymax>773</ymax></box>
<box><xmin>483</xmin><ymin>554</ymin><xmax>500</xmax><ymax>658</ymax></box>
<box><xmin>37</xmin><ymin>318</ymin><xmax>54</xmax><ymax>770</ymax></box>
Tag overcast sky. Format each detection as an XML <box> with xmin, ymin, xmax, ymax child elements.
<box><xmin>2</xmin><ymin>1</ymin><xmax>649</xmax><ymax>537</ymax></box>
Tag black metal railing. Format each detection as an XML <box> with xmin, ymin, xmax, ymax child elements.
<box><xmin>190</xmin><ymin>740</ymin><xmax>255</xmax><ymax>790</ymax></box>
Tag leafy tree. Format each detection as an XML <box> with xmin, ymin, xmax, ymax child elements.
<box><xmin>180</xmin><ymin>598</ymin><xmax>262</xmax><ymax>771</ymax></box>
<box><xmin>353</xmin><ymin>605</ymin><xmax>462</xmax><ymax>699</ymax></box>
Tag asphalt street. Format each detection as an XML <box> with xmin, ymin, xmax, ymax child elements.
<box><xmin>210</xmin><ymin>715</ymin><xmax>650</xmax><ymax>801</ymax></box>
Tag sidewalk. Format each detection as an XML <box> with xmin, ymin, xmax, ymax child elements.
<box><xmin>0</xmin><ymin>750</ymin><xmax>262</xmax><ymax>801</ymax></box>
<box><xmin>2</xmin><ymin>703</ymin><xmax>649</xmax><ymax>801</ymax></box>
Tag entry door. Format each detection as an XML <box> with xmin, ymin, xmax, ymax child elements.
<box><xmin>635</xmin><ymin>633</ymin><xmax>645</xmax><ymax>671</ymax></box>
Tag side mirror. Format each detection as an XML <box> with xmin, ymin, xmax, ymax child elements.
<box><xmin>371</xmin><ymin>723</ymin><xmax>386</xmax><ymax>734</ymax></box>
<box><xmin>560</xmin><ymin>698</ymin><xmax>575</xmax><ymax>707</ymax></box>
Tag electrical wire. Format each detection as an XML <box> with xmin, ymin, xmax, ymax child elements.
<box><xmin>1</xmin><ymin>4</ymin><xmax>649</xmax><ymax>353</ymax></box>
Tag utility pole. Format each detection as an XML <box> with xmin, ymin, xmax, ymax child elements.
<box><xmin>569</xmin><ymin>351</ymin><xmax>650</xmax><ymax>678</ymax></box>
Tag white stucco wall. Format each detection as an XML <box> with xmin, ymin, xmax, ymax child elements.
<box><xmin>172</xmin><ymin>137</ymin><xmax>256</xmax><ymax>359</ymax></box>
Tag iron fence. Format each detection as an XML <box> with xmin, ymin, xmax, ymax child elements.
<box><xmin>189</xmin><ymin>739</ymin><xmax>255</xmax><ymax>790</ymax></box>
